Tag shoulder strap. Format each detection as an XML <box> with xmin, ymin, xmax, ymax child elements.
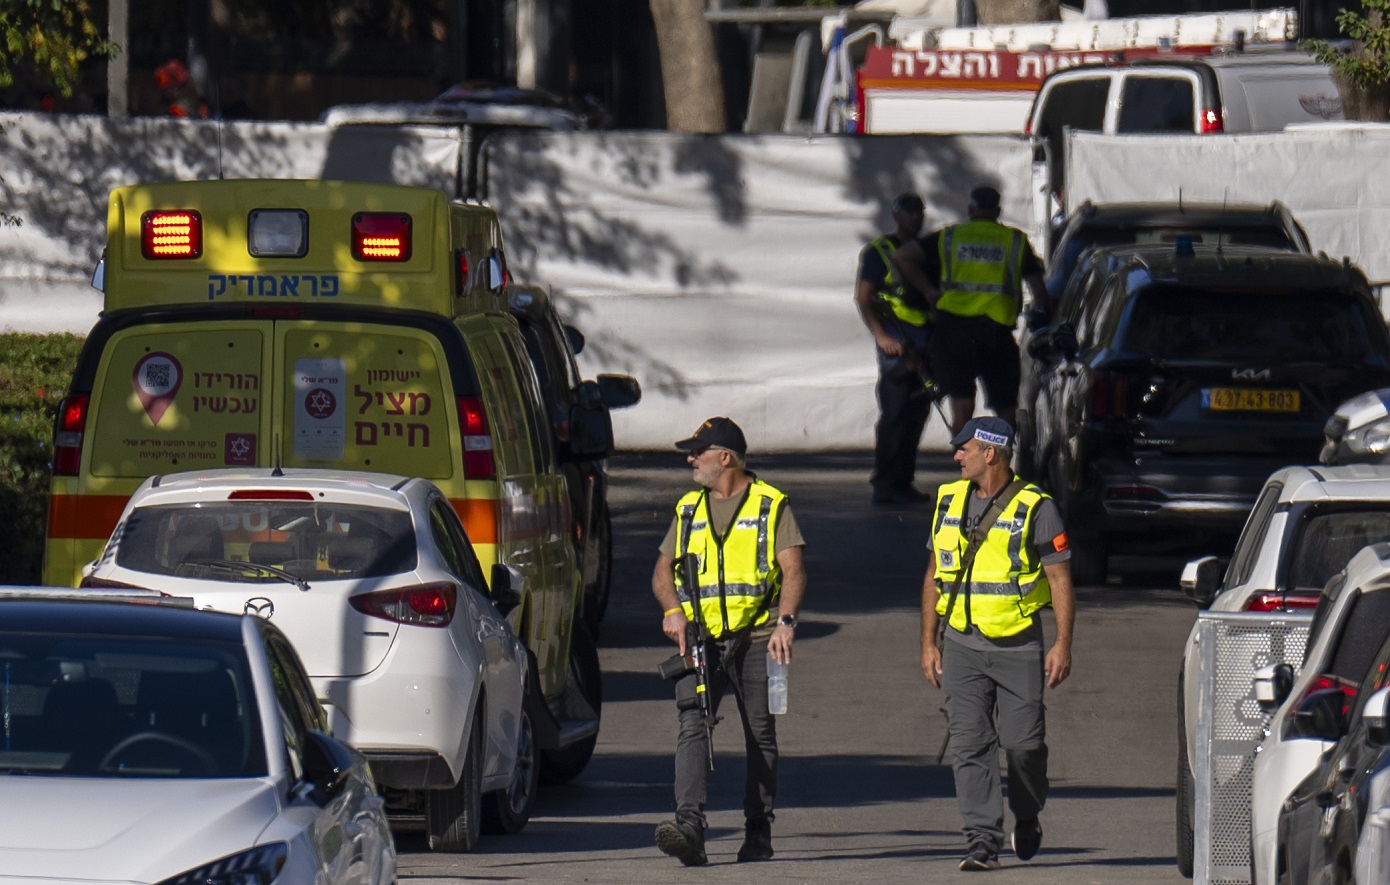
<box><xmin>938</xmin><ymin>477</ymin><xmax>1029</xmax><ymax>639</ymax></box>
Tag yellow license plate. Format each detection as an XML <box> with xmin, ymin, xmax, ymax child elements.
<box><xmin>1204</xmin><ymin>388</ymin><xmax>1301</xmax><ymax>412</ymax></box>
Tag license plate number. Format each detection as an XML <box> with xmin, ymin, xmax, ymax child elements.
<box><xmin>1202</xmin><ymin>388</ymin><xmax>1301</xmax><ymax>413</ymax></box>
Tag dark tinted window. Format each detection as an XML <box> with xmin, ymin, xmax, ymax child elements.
<box><xmin>1327</xmin><ymin>590</ymin><xmax>1390</xmax><ymax>683</ymax></box>
<box><xmin>1119</xmin><ymin>285</ymin><xmax>1386</xmax><ymax>362</ymax></box>
<box><xmin>1118</xmin><ymin>76</ymin><xmax>1195</xmax><ymax>132</ymax></box>
<box><xmin>1288</xmin><ymin>511</ymin><xmax>1390</xmax><ymax>595</ymax></box>
<box><xmin>1036</xmin><ymin>76</ymin><xmax>1110</xmax><ymax>181</ymax></box>
<box><xmin>115</xmin><ymin>502</ymin><xmax>417</xmax><ymax>580</ymax></box>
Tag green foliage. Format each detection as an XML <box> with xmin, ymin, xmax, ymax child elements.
<box><xmin>0</xmin><ymin>332</ymin><xmax>84</xmax><ymax>584</ymax></box>
<box><xmin>0</xmin><ymin>0</ymin><xmax>117</xmax><ymax>97</ymax></box>
<box><xmin>1303</xmin><ymin>1</ymin><xmax>1390</xmax><ymax>89</ymax></box>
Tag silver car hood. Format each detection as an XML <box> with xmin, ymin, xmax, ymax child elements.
<box><xmin>0</xmin><ymin>776</ymin><xmax>278</xmax><ymax>883</ymax></box>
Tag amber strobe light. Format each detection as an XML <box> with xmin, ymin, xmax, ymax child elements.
<box><xmin>141</xmin><ymin>210</ymin><xmax>202</xmax><ymax>259</ymax></box>
<box><xmin>352</xmin><ymin>213</ymin><xmax>412</xmax><ymax>262</ymax></box>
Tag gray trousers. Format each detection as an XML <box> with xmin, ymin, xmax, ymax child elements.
<box><xmin>673</xmin><ymin>634</ymin><xmax>777</xmax><ymax>830</ymax></box>
<box><xmin>941</xmin><ymin>639</ymin><xmax>1049</xmax><ymax>851</ymax></box>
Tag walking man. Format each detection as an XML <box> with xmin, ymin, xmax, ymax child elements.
<box><xmin>893</xmin><ymin>185</ymin><xmax>1045</xmax><ymax>438</ymax></box>
<box><xmin>920</xmin><ymin>417</ymin><xmax>1074</xmax><ymax>870</ymax></box>
<box><xmin>652</xmin><ymin>416</ymin><xmax>807</xmax><ymax>865</ymax></box>
<box><xmin>855</xmin><ymin>192</ymin><xmax>936</xmax><ymax>505</ymax></box>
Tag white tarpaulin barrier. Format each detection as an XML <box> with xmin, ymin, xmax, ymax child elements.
<box><xmin>1064</xmin><ymin>125</ymin><xmax>1390</xmax><ymax>286</ymax></box>
<box><xmin>484</xmin><ymin>132</ymin><xmax>1037</xmax><ymax>449</ymax></box>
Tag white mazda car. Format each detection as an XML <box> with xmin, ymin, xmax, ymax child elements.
<box><xmin>0</xmin><ymin>589</ymin><xmax>395</xmax><ymax>884</ymax></box>
<box><xmin>82</xmin><ymin>468</ymin><xmax>537</xmax><ymax>852</ymax></box>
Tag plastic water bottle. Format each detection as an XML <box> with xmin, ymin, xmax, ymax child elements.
<box><xmin>767</xmin><ymin>652</ymin><xmax>788</xmax><ymax>715</ymax></box>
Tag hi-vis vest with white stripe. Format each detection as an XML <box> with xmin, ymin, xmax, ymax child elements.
<box><xmin>674</xmin><ymin>480</ymin><xmax>787</xmax><ymax>638</ymax></box>
<box><xmin>936</xmin><ymin>219</ymin><xmax>1026</xmax><ymax>327</ymax></box>
<box><xmin>932</xmin><ymin>478</ymin><xmax>1052</xmax><ymax>638</ymax></box>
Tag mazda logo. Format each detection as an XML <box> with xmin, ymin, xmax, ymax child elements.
<box><xmin>244</xmin><ymin>597</ymin><xmax>275</xmax><ymax>619</ymax></box>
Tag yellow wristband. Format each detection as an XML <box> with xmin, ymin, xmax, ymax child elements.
<box><xmin>664</xmin><ymin>606</ymin><xmax>682</xmax><ymax>617</ymax></box>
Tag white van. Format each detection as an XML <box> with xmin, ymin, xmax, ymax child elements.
<box><xmin>1027</xmin><ymin>49</ymin><xmax>1344</xmax><ymax>185</ymax></box>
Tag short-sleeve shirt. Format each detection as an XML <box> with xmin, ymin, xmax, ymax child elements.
<box><xmin>659</xmin><ymin>487</ymin><xmax>805</xmax><ymax>560</ymax></box>
<box><xmin>927</xmin><ymin>486</ymin><xmax>1068</xmax><ymax>651</ymax></box>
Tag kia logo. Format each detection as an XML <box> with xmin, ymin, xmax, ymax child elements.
<box><xmin>244</xmin><ymin>597</ymin><xmax>275</xmax><ymax>619</ymax></box>
<box><xmin>1232</xmin><ymin>368</ymin><xmax>1271</xmax><ymax>381</ymax></box>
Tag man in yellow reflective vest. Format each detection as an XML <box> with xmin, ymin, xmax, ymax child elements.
<box><xmin>651</xmin><ymin>416</ymin><xmax>807</xmax><ymax>866</ymax></box>
<box><xmin>855</xmin><ymin>192</ymin><xmax>937</xmax><ymax>505</ymax></box>
<box><xmin>893</xmin><ymin>185</ymin><xmax>1046</xmax><ymax>438</ymax></box>
<box><xmin>920</xmin><ymin>416</ymin><xmax>1075</xmax><ymax>871</ymax></box>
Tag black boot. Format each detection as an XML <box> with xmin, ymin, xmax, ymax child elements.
<box><xmin>737</xmin><ymin>817</ymin><xmax>774</xmax><ymax>862</ymax></box>
<box><xmin>655</xmin><ymin>816</ymin><xmax>707</xmax><ymax>866</ymax></box>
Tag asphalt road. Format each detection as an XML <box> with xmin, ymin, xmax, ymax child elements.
<box><xmin>398</xmin><ymin>450</ymin><xmax>1205</xmax><ymax>884</ymax></box>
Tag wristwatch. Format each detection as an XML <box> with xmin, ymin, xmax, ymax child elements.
<box><xmin>777</xmin><ymin>614</ymin><xmax>798</xmax><ymax>629</ymax></box>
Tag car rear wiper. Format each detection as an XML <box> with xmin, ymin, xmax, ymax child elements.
<box><xmin>194</xmin><ymin>559</ymin><xmax>311</xmax><ymax>592</ymax></box>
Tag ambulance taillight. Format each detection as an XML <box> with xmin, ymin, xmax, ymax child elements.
<box><xmin>53</xmin><ymin>394</ymin><xmax>90</xmax><ymax>476</ymax></box>
<box><xmin>352</xmin><ymin>213</ymin><xmax>411</xmax><ymax>262</ymax></box>
<box><xmin>456</xmin><ymin>397</ymin><xmax>495</xmax><ymax>479</ymax></box>
<box><xmin>141</xmin><ymin>211</ymin><xmax>202</xmax><ymax>259</ymax></box>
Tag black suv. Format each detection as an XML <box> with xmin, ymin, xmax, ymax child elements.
<box><xmin>1019</xmin><ymin>243</ymin><xmax>1390</xmax><ymax>584</ymax></box>
<box><xmin>508</xmin><ymin>285</ymin><xmax>641</xmax><ymax>634</ymax></box>
<box><xmin>1044</xmin><ymin>200</ymin><xmax>1311</xmax><ymax>309</ymax></box>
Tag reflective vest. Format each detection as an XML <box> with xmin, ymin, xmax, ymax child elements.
<box><xmin>673</xmin><ymin>479</ymin><xmax>787</xmax><ymax>638</ymax></box>
<box><xmin>932</xmin><ymin>478</ymin><xmax>1052</xmax><ymax>638</ymax></box>
<box><xmin>868</xmin><ymin>236</ymin><xmax>930</xmax><ymax>328</ymax></box>
<box><xmin>936</xmin><ymin>220</ymin><xmax>1027</xmax><ymax>326</ymax></box>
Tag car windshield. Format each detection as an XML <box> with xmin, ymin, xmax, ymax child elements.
<box><xmin>113</xmin><ymin>503</ymin><xmax>417</xmax><ymax>581</ymax></box>
<box><xmin>1120</xmin><ymin>285</ymin><xmax>1384</xmax><ymax>362</ymax></box>
<box><xmin>0</xmin><ymin>634</ymin><xmax>265</xmax><ymax>778</ymax></box>
<box><xmin>1049</xmin><ymin>223</ymin><xmax>1295</xmax><ymax>289</ymax></box>
<box><xmin>1288</xmin><ymin>509</ymin><xmax>1390</xmax><ymax>596</ymax></box>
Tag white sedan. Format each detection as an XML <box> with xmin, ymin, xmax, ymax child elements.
<box><xmin>0</xmin><ymin>589</ymin><xmax>395</xmax><ymax>884</ymax></box>
<box><xmin>82</xmin><ymin>468</ymin><xmax>537</xmax><ymax>852</ymax></box>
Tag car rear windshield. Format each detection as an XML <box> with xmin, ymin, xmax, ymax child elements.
<box><xmin>114</xmin><ymin>503</ymin><xmax>417</xmax><ymax>581</ymax></box>
<box><xmin>0</xmin><ymin>634</ymin><xmax>266</xmax><ymax>778</ymax></box>
<box><xmin>1076</xmin><ymin>225</ymin><xmax>1295</xmax><ymax>253</ymax></box>
<box><xmin>1288</xmin><ymin>509</ymin><xmax>1390</xmax><ymax>596</ymax></box>
<box><xmin>1120</xmin><ymin>285</ymin><xmax>1386</xmax><ymax>362</ymax></box>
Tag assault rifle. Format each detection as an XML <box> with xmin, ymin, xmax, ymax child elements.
<box><xmin>875</xmin><ymin>302</ymin><xmax>948</xmax><ymax>419</ymax></box>
<box><xmin>657</xmin><ymin>553</ymin><xmax>719</xmax><ymax>769</ymax></box>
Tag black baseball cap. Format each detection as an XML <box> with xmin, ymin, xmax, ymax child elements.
<box><xmin>950</xmin><ymin>416</ymin><xmax>1016</xmax><ymax>449</ymax></box>
<box><xmin>969</xmin><ymin>185</ymin><xmax>1001</xmax><ymax>212</ymax></box>
<box><xmin>892</xmin><ymin>192</ymin><xmax>924</xmax><ymax>213</ymax></box>
<box><xmin>675</xmin><ymin>416</ymin><xmax>747</xmax><ymax>455</ymax></box>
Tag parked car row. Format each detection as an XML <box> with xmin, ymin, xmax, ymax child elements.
<box><xmin>30</xmin><ymin>177</ymin><xmax>643</xmax><ymax>874</ymax></box>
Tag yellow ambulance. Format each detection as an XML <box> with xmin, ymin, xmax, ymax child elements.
<box><xmin>46</xmin><ymin>178</ymin><xmax>605</xmax><ymax>782</ymax></box>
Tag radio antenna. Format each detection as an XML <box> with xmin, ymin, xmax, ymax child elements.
<box><xmin>272</xmin><ymin>432</ymin><xmax>283</xmax><ymax>476</ymax></box>
<box><xmin>214</xmin><ymin>82</ymin><xmax>225</xmax><ymax>180</ymax></box>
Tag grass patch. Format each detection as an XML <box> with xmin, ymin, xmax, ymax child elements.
<box><xmin>0</xmin><ymin>333</ymin><xmax>85</xmax><ymax>584</ymax></box>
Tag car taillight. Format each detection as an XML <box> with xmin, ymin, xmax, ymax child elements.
<box><xmin>349</xmin><ymin>582</ymin><xmax>456</xmax><ymax>627</ymax></box>
<box><xmin>456</xmin><ymin>396</ymin><xmax>495</xmax><ymax>479</ymax></box>
<box><xmin>1243</xmin><ymin>592</ymin><xmax>1320</xmax><ymax>613</ymax></box>
<box><xmin>141</xmin><ymin>210</ymin><xmax>202</xmax><ymax>259</ymax></box>
<box><xmin>53</xmin><ymin>394</ymin><xmax>89</xmax><ymax>476</ymax></box>
<box><xmin>351</xmin><ymin>213</ymin><xmax>411</xmax><ymax>262</ymax></box>
<box><xmin>1089</xmin><ymin>371</ymin><xmax>1130</xmax><ymax>418</ymax></box>
<box><xmin>1199</xmin><ymin>108</ymin><xmax>1223</xmax><ymax>133</ymax></box>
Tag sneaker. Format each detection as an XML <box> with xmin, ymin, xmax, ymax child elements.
<box><xmin>959</xmin><ymin>843</ymin><xmax>1000</xmax><ymax>871</ymax></box>
<box><xmin>737</xmin><ymin>818</ymin><xmax>774</xmax><ymax>862</ymax></box>
<box><xmin>1012</xmin><ymin>818</ymin><xmax>1042</xmax><ymax>862</ymax></box>
<box><xmin>655</xmin><ymin>818</ymin><xmax>707</xmax><ymax>866</ymax></box>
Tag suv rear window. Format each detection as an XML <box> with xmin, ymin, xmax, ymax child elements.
<box><xmin>1118</xmin><ymin>76</ymin><xmax>1194</xmax><ymax>132</ymax></box>
<box><xmin>1120</xmin><ymin>285</ymin><xmax>1384</xmax><ymax>362</ymax></box>
<box><xmin>1288</xmin><ymin>510</ymin><xmax>1390</xmax><ymax>596</ymax></box>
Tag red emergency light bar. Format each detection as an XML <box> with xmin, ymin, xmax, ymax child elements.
<box><xmin>352</xmin><ymin>212</ymin><xmax>412</xmax><ymax>262</ymax></box>
<box><xmin>141</xmin><ymin>211</ymin><xmax>203</xmax><ymax>259</ymax></box>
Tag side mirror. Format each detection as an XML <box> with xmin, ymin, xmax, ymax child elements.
<box><xmin>563</xmin><ymin>324</ymin><xmax>585</xmax><ymax>356</ymax></box>
<box><xmin>90</xmin><ymin>252</ymin><xmax>106</xmax><ymax>292</ymax></box>
<box><xmin>301</xmin><ymin>730</ymin><xmax>355</xmax><ymax>806</ymax></box>
<box><xmin>490</xmin><ymin>563</ymin><xmax>524</xmax><ymax>615</ymax></box>
<box><xmin>487</xmin><ymin>253</ymin><xmax>506</xmax><ymax>291</ymax></box>
<box><xmin>1366</xmin><ymin>686</ymin><xmax>1390</xmax><ymax>746</ymax></box>
<box><xmin>1289</xmin><ymin>686</ymin><xmax>1350</xmax><ymax>742</ymax></box>
<box><xmin>567</xmin><ymin>401</ymin><xmax>614</xmax><ymax>458</ymax></box>
<box><xmin>596</xmin><ymin>374</ymin><xmax>641</xmax><ymax>409</ymax></box>
<box><xmin>80</xmin><ymin>560</ymin><xmax>99</xmax><ymax>580</ymax></box>
<box><xmin>1254</xmin><ymin>662</ymin><xmax>1296</xmax><ymax>713</ymax></box>
<box><xmin>1180</xmin><ymin>556</ymin><xmax>1222</xmax><ymax>607</ymax></box>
